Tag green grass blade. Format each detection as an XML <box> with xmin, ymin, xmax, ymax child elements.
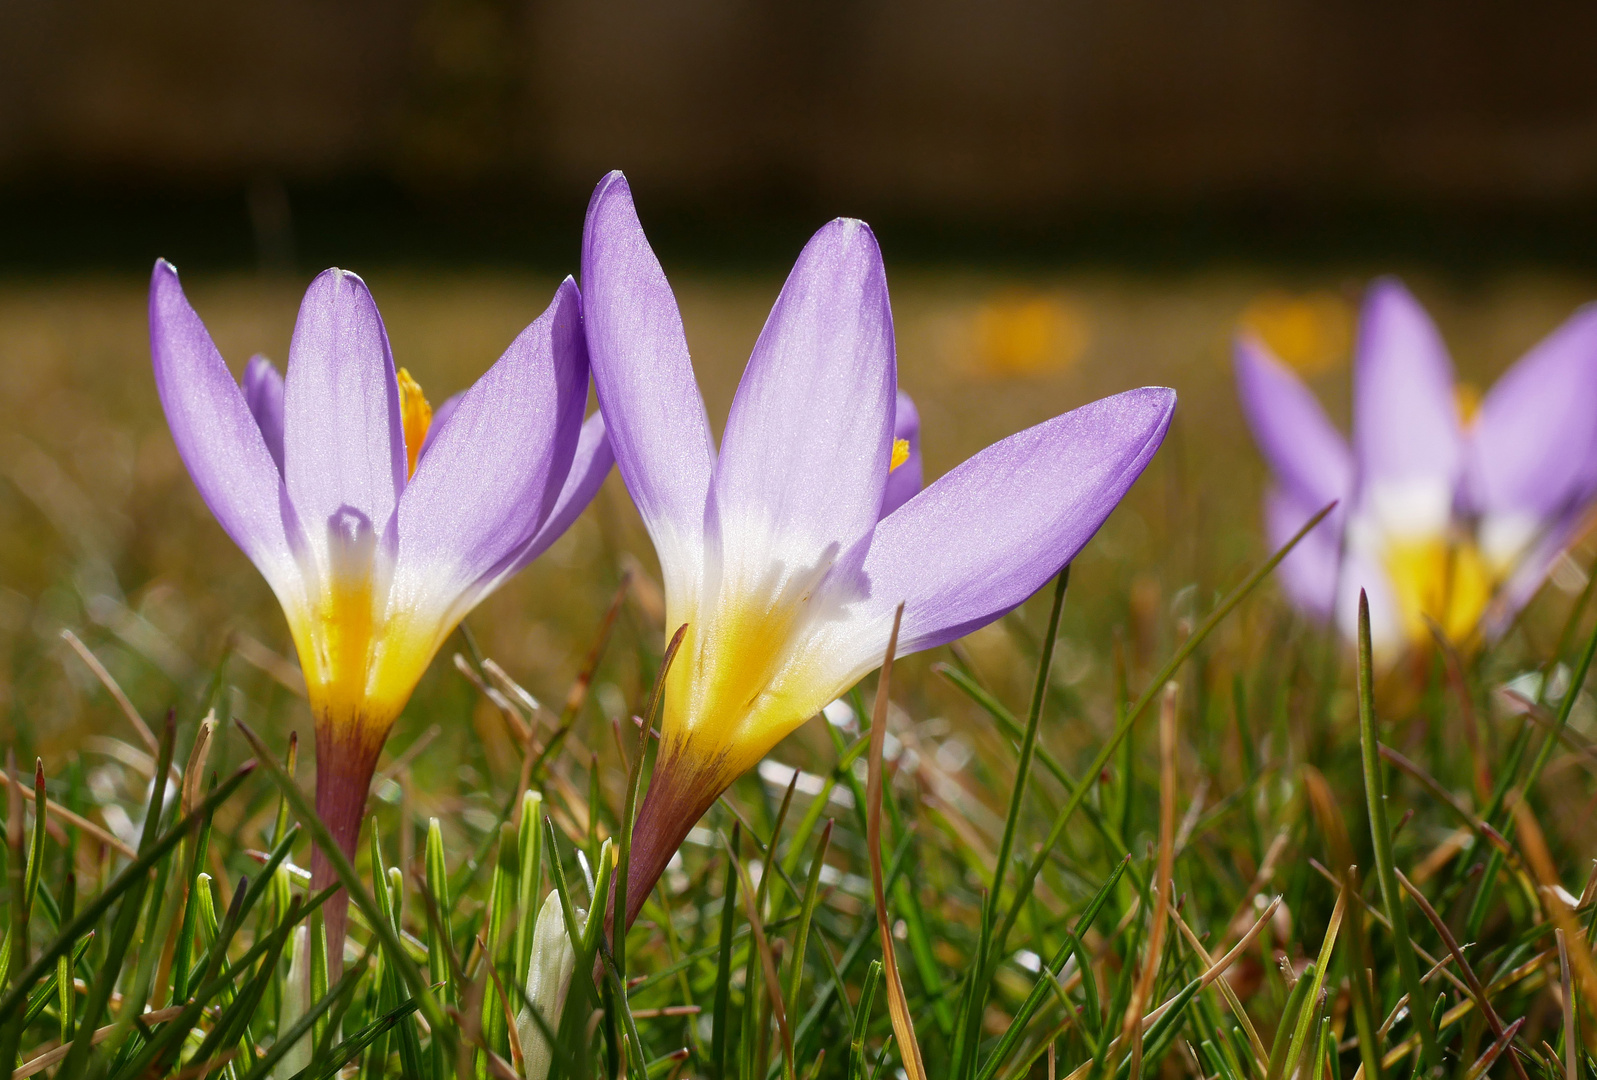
<box><xmin>1262</xmin><ymin>959</ymin><xmax>1316</xmax><ymax>1080</ymax></box>
<box><xmin>514</xmin><ymin>790</ymin><xmax>544</xmax><ymax>989</ymax></box>
<box><xmin>712</xmin><ymin>823</ymin><xmax>741</xmax><ymax>1080</ymax></box>
<box><xmin>992</xmin><ymin>503</ymin><xmax>1336</xmax><ymax>961</ymax></box>
<box><xmin>976</xmin><ymin>854</ymin><xmax>1129</xmax><ymax>1080</ymax></box>
<box><xmin>305</xmin><ymin>998</ymin><xmax>422</xmax><ymax>1080</ymax></box>
<box><xmin>849</xmin><ymin>960</ymin><xmax>883</xmax><ymax>1080</ymax></box>
<box><xmin>234</xmin><ymin>720</ymin><xmax>447</xmax><ymax>1042</ymax></box>
<box><xmin>0</xmin><ymin>758</ymin><xmax>257</xmax><ymax>1027</ymax></box>
<box><xmin>238</xmin><ymin>949</ymin><xmax>370</xmax><ymax>1080</ymax></box>
<box><xmin>54</xmin><ymin>711</ymin><xmax>177</xmax><ymax>1080</ymax></box>
<box><xmin>785</xmin><ymin>819</ymin><xmax>832</xmax><ymax>1021</ymax></box>
<box><xmin>480</xmin><ymin>821</ymin><xmax>518</xmax><ymax>1063</ymax></box>
<box><xmin>1355</xmin><ymin>591</ymin><xmax>1438</xmax><ymax>1071</ymax></box>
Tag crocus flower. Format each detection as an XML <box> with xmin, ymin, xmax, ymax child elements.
<box><xmin>581</xmin><ymin>172</ymin><xmax>1176</xmax><ymax>927</ymax></box>
<box><xmin>150</xmin><ymin>261</ymin><xmax>612</xmax><ymax>955</ymax></box>
<box><xmin>1236</xmin><ymin>277</ymin><xmax>1597</xmax><ymax>655</ymax></box>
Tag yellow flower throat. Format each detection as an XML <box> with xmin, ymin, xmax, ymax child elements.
<box><xmin>291</xmin><ymin>368</ymin><xmax>438</xmax><ymax>742</ymax></box>
<box><xmin>1383</xmin><ymin>536</ymin><xmax>1493</xmax><ymax>645</ymax></box>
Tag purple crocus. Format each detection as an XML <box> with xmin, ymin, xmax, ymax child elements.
<box><xmin>150</xmin><ymin>261</ymin><xmax>612</xmax><ymax>957</ymax></box>
<box><xmin>1237</xmin><ymin>277</ymin><xmax>1597</xmax><ymax>655</ymax></box>
<box><xmin>581</xmin><ymin>172</ymin><xmax>1176</xmax><ymax>927</ymax></box>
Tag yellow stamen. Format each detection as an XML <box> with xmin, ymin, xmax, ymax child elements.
<box><xmin>397</xmin><ymin>367</ymin><xmax>432</xmax><ymax>478</ymax></box>
<box><xmin>1455</xmin><ymin>382</ymin><xmax>1482</xmax><ymax>429</ymax></box>
<box><xmin>1384</xmin><ymin>536</ymin><xmax>1494</xmax><ymax>645</ymax></box>
<box><xmin>890</xmin><ymin>438</ymin><xmax>910</xmax><ymax>473</ymax></box>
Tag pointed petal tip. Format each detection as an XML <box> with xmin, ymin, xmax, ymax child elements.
<box><xmin>812</xmin><ymin>216</ymin><xmax>882</xmax><ymax>260</ymax></box>
<box><xmin>1233</xmin><ymin>331</ymin><xmax>1279</xmax><ymax>371</ymax></box>
<box><xmin>309</xmin><ymin>266</ymin><xmax>369</xmax><ymax>291</ymax></box>
<box><xmin>1362</xmin><ymin>275</ymin><xmax>1427</xmax><ymax>323</ymax></box>
<box><xmin>587</xmin><ymin>171</ymin><xmax>637</xmax><ymax>221</ymax></box>
<box><xmin>244</xmin><ymin>353</ymin><xmax>279</xmax><ymax>378</ymax></box>
<box><xmin>150</xmin><ymin>258</ymin><xmax>185</xmax><ymax>305</ymax></box>
<box><xmin>1131</xmin><ymin>385</ymin><xmax>1178</xmax><ymax>418</ymax></box>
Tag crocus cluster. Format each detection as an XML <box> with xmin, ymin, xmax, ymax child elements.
<box><xmin>151</xmin><ymin>170</ymin><xmax>1175</xmax><ymax>953</ymax></box>
<box><xmin>1237</xmin><ymin>278</ymin><xmax>1597</xmax><ymax>655</ymax></box>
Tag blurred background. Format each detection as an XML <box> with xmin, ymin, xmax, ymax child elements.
<box><xmin>4</xmin><ymin>0</ymin><xmax>1597</xmax><ymax>765</ymax></box>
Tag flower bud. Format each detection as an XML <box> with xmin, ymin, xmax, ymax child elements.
<box><xmin>515</xmin><ymin>891</ymin><xmax>579</xmax><ymax>1080</ymax></box>
<box><xmin>272</xmin><ymin>925</ymin><xmax>312</xmax><ymax>1080</ymax></box>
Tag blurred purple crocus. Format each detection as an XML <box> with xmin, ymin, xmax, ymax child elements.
<box><xmin>1237</xmin><ymin>277</ymin><xmax>1597</xmax><ymax>655</ymax></box>
<box><xmin>582</xmin><ymin>172</ymin><xmax>1176</xmax><ymax>927</ymax></box>
<box><xmin>150</xmin><ymin>261</ymin><xmax>612</xmax><ymax>959</ymax></box>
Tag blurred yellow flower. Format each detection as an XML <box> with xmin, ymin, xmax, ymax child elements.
<box><xmin>965</xmin><ymin>290</ymin><xmax>1090</xmax><ymax>377</ymax></box>
<box><xmin>1238</xmin><ymin>290</ymin><xmax>1353</xmax><ymax>376</ymax></box>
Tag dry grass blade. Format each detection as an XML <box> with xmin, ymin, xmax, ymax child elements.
<box><xmin>1123</xmin><ymin>682</ymin><xmax>1179</xmax><ymax>1079</ymax></box>
<box><xmin>15</xmin><ymin>1005</ymin><xmax>185</xmax><ymax>1077</ymax></box>
<box><xmin>180</xmin><ymin>711</ymin><xmax>215</xmax><ymax>816</ymax></box>
<box><xmin>454</xmin><ymin>652</ymin><xmax>531</xmax><ymax>746</ymax></box>
<box><xmin>728</xmin><ymin>845</ymin><xmax>795</xmax><ymax>1080</ymax></box>
<box><xmin>1465</xmin><ymin>1017</ymin><xmax>1525</xmax><ymax>1080</ymax></box>
<box><xmin>375</xmin><ymin>724</ymin><xmax>442</xmax><ymax>786</ymax></box>
<box><xmin>1500</xmin><ymin>689</ymin><xmax>1597</xmax><ymax>776</ymax></box>
<box><xmin>867</xmin><ymin>603</ymin><xmax>927</xmax><ymax>1080</ymax></box>
<box><xmin>59</xmin><ymin>627</ymin><xmax>159</xmax><ymax>755</ymax></box>
<box><xmin>0</xmin><ymin>765</ymin><xmax>136</xmax><ymax>858</ymax></box>
<box><xmin>1558</xmin><ymin>929</ymin><xmax>1577</xmax><ymax>1080</ymax></box>
<box><xmin>1172</xmin><ymin>901</ymin><xmax>1275</xmax><ymax>1070</ymax></box>
<box><xmin>1380</xmin><ymin>744</ymin><xmax>1525</xmax><ymax>871</ymax></box>
<box><xmin>1396</xmin><ymin>867</ymin><xmax>1530</xmax><ymax>1080</ymax></box>
<box><xmin>476</xmin><ymin>932</ymin><xmax>527</xmax><ymax>1076</ymax></box>
<box><xmin>562</xmin><ymin>568</ymin><xmax>632</xmax><ymax>722</ymax></box>
<box><xmin>227</xmin><ymin>630</ymin><xmax>307</xmax><ymax>696</ymax></box>
<box><xmin>1512</xmin><ymin>800</ymin><xmax>1597</xmax><ymax>1012</ymax></box>
<box><xmin>1216</xmin><ymin>828</ymin><xmax>1288</xmax><ymax>951</ymax></box>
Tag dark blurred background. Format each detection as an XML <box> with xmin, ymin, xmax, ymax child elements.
<box><xmin>5</xmin><ymin>0</ymin><xmax>1597</xmax><ymax>271</ymax></box>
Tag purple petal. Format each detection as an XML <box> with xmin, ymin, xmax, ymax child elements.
<box><xmin>1465</xmin><ymin>304</ymin><xmax>1597</xmax><ymax>519</ymax></box>
<box><xmin>582</xmin><ymin>172</ymin><xmax>715</xmax><ymax>590</ymax></box>
<box><xmin>395</xmin><ymin>278</ymin><xmax>589</xmax><ymax>608</ymax></box>
<box><xmin>1265</xmin><ymin>485</ymin><xmax>1406</xmax><ymax>651</ymax></box>
<box><xmin>856</xmin><ymin>386</ymin><xmax>1175</xmax><ymax>658</ymax></box>
<box><xmin>149</xmin><ymin>261</ymin><xmax>298</xmax><ymax>586</ymax></box>
<box><xmin>880</xmin><ymin>389</ymin><xmax>923</xmax><ymax>518</ymax></box>
<box><xmin>243</xmin><ymin>355</ymin><xmax>286</xmax><ymax>474</ymax></box>
<box><xmin>1234</xmin><ymin>335</ymin><xmax>1352</xmax><ymax>508</ymax></box>
<box><xmin>1334</xmin><ymin>554</ymin><xmax>1404</xmax><ymax>656</ymax></box>
<box><xmin>710</xmin><ymin>218</ymin><xmax>896</xmax><ymax>587</ymax></box>
<box><xmin>1263</xmin><ymin>486</ymin><xmax>1345</xmax><ymax>621</ymax></box>
<box><xmin>282</xmin><ymin>269</ymin><xmax>407</xmax><ymax>555</ymax></box>
<box><xmin>497</xmin><ymin>410</ymin><xmax>615</xmax><ymax>579</ymax></box>
<box><xmin>1483</xmin><ymin>508</ymin><xmax>1586</xmax><ymax>638</ymax></box>
<box><xmin>1353</xmin><ymin>277</ymin><xmax>1462</xmax><ymax>491</ymax></box>
<box><xmin>417</xmin><ymin>390</ymin><xmax>463</xmax><ymax>464</ymax></box>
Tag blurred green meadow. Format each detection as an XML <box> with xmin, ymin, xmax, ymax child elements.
<box><xmin>6</xmin><ymin>263</ymin><xmax>1597</xmax><ymax>1079</ymax></box>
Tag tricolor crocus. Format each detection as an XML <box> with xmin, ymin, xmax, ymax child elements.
<box><xmin>1237</xmin><ymin>277</ymin><xmax>1597</xmax><ymax>655</ymax></box>
<box><xmin>150</xmin><ymin>261</ymin><xmax>612</xmax><ymax>956</ymax></box>
<box><xmin>581</xmin><ymin>172</ymin><xmax>1176</xmax><ymax>927</ymax></box>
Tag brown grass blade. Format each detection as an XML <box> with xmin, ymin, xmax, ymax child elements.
<box><xmin>0</xmin><ymin>765</ymin><xmax>135</xmax><ymax>858</ymax></box>
<box><xmin>60</xmin><ymin>627</ymin><xmax>158</xmax><ymax>755</ymax></box>
<box><xmin>1512</xmin><ymin>800</ymin><xmax>1597</xmax><ymax>1021</ymax></box>
<box><xmin>867</xmin><ymin>604</ymin><xmax>926</xmax><ymax>1080</ymax></box>
<box><xmin>1122</xmin><ymin>683</ymin><xmax>1178</xmax><ymax>1078</ymax></box>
